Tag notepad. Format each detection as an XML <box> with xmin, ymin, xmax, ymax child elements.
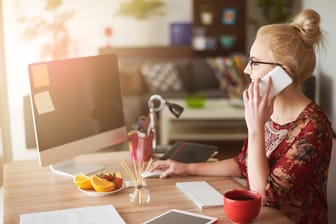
<box><xmin>176</xmin><ymin>181</ymin><xmax>224</xmax><ymax>209</ymax></box>
<box><xmin>20</xmin><ymin>204</ymin><xmax>126</xmax><ymax>224</ymax></box>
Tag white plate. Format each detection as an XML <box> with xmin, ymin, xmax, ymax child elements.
<box><xmin>78</xmin><ymin>184</ymin><xmax>125</xmax><ymax>197</ymax></box>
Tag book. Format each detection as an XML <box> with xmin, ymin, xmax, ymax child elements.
<box><xmin>160</xmin><ymin>141</ymin><xmax>218</xmax><ymax>163</ymax></box>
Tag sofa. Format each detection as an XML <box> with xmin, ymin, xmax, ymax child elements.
<box><xmin>103</xmin><ymin>47</ymin><xmax>249</xmax><ymax>131</ymax></box>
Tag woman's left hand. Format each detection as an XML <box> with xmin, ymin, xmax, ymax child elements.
<box><xmin>243</xmin><ymin>78</ymin><xmax>275</xmax><ymax>133</ymax></box>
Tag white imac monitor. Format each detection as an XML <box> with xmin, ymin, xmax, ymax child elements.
<box><xmin>28</xmin><ymin>54</ymin><xmax>127</xmax><ymax>177</ymax></box>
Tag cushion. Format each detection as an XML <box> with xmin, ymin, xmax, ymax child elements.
<box><xmin>190</xmin><ymin>58</ymin><xmax>219</xmax><ymax>91</ymax></box>
<box><xmin>141</xmin><ymin>62</ymin><xmax>184</xmax><ymax>93</ymax></box>
<box><xmin>175</xmin><ymin>60</ymin><xmax>193</xmax><ymax>92</ymax></box>
<box><xmin>206</xmin><ymin>55</ymin><xmax>248</xmax><ymax>97</ymax></box>
<box><xmin>119</xmin><ymin>62</ymin><xmax>148</xmax><ymax>96</ymax></box>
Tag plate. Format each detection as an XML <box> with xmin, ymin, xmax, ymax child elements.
<box><xmin>78</xmin><ymin>184</ymin><xmax>125</xmax><ymax>197</ymax></box>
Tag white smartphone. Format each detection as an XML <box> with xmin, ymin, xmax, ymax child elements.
<box><xmin>259</xmin><ymin>66</ymin><xmax>293</xmax><ymax>98</ymax></box>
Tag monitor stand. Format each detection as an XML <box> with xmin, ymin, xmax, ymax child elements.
<box><xmin>50</xmin><ymin>160</ymin><xmax>104</xmax><ymax>177</ymax></box>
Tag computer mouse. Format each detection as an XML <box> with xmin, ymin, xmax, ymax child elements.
<box><xmin>141</xmin><ymin>170</ymin><xmax>163</xmax><ymax>178</ymax></box>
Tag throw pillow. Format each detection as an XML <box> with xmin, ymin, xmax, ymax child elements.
<box><xmin>141</xmin><ymin>62</ymin><xmax>184</xmax><ymax>93</ymax></box>
<box><xmin>206</xmin><ymin>55</ymin><xmax>248</xmax><ymax>97</ymax></box>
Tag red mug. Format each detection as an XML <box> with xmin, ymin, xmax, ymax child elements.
<box><xmin>224</xmin><ymin>189</ymin><xmax>261</xmax><ymax>224</ymax></box>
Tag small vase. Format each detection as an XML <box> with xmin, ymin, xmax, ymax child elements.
<box><xmin>129</xmin><ymin>185</ymin><xmax>150</xmax><ymax>206</ymax></box>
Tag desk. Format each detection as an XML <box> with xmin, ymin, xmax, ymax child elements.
<box><xmin>3</xmin><ymin>151</ymin><xmax>293</xmax><ymax>224</ymax></box>
<box><xmin>160</xmin><ymin>99</ymin><xmax>247</xmax><ymax>144</ymax></box>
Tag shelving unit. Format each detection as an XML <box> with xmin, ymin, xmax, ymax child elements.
<box><xmin>192</xmin><ymin>0</ymin><xmax>246</xmax><ymax>57</ymax></box>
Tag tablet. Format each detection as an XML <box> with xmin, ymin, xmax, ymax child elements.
<box><xmin>142</xmin><ymin>209</ymin><xmax>218</xmax><ymax>224</ymax></box>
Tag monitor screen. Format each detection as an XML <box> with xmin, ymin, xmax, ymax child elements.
<box><xmin>28</xmin><ymin>54</ymin><xmax>127</xmax><ymax>176</ymax></box>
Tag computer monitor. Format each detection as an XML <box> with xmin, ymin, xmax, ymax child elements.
<box><xmin>28</xmin><ymin>54</ymin><xmax>127</xmax><ymax>177</ymax></box>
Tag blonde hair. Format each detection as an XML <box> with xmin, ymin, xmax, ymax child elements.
<box><xmin>257</xmin><ymin>9</ymin><xmax>323</xmax><ymax>85</ymax></box>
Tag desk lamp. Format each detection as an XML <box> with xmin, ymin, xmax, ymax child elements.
<box><xmin>147</xmin><ymin>94</ymin><xmax>184</xmax><ymax>153</ymax></box>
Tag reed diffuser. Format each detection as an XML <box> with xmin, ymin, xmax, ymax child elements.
<box><xmin>121</xmin><ymin>158</ymin><xmax>153</xmax><ymax>206</ymax></box>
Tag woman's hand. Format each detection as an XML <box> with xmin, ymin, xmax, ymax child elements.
<box><xmin>150</xmin><ymin>159</ymin><xmax>189</xmax><ymax>178</ymax></box>
<box><xmin>243</xmin><ymin>77</ymin><xmax>273</xmax><ymax>196</ymax></box>
<box><xmin>243</xmin><ymin>78</ymin><xmax>275</xmax><ymax>133</ymax></box>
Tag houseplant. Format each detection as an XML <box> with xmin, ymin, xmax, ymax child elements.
<box><xmin>115</xmin><ymin>0</ymin><xmax>165</xmax><ymax>20</ymax></box>
<box><xmin>250</xmin><ymin>0</ymin><xmax>299</xmax><ymax>28</ymax></box>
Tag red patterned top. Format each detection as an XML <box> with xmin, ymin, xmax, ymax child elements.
<box><xmin>235</xmin><ymin>102</ymin><xmax>333</xmax><ymax>224</ymax></box>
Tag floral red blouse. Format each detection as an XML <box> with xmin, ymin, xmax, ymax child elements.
<box><xmin>234</xmin><ymin>102</ymin><xmax>333</xmax><ymax>224</ymax></box>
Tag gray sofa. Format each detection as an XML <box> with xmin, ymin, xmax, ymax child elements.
<box><xmin>118</xmin><ymin>55</ymin><xmax>249</xmax><ymax>131</ymax></box>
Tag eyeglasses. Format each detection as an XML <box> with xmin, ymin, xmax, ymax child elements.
<box><xmin>248</xmin><ymin>57</ymin><xmax>284</xmax><ymax>71</ymax></box>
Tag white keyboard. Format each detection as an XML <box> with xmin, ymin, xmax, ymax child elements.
<box><xmin>176</xmin><ymin>181</ymin><xmax>224</xmax><ymax>209</ymax></box>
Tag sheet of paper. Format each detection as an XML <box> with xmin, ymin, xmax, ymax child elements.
<box><xmin>33</xmin><ymin>91</ymin><xmax>55</xmax><ymax>115</ymax></box>
<box><xmin>20</xmin><ymin>204</ymin><xmax>126</xmax><ymax>224</ymax></box>
<box><xmin>31</xmin><ymin>64</ymin><xmax>50</xmax><ymax>88</ymax></box>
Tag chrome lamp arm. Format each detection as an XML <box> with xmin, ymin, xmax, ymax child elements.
<box><xmin>147</xmin><ymin>95</ymin><xmax>184</xmax><ymax>152</ymax></box>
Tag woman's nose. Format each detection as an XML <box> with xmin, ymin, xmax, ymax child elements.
<box><xmin>243</xmin><ymin>64</ymin><xmax>250</xmax><ymax>75</ymax></box>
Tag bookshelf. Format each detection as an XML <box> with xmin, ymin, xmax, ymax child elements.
<box><xmin>192</xmin><ymin>0</ymin><xmax>246</xmax><ymax>57</ymax></box>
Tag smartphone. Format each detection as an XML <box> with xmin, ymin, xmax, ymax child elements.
<box><xmin>259</xmin><ymin>66</ymin><xmax>293</xmax><ymax>98</ymax></box>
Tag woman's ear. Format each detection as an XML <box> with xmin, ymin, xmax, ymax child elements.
<box><xmin>281</xmin><ymin>65</ymin><xmax>292</xmax><ymax>75</ymax></box>
<box><xmin>281</xmin><ymin>65</ymin><xmax>296</xmax><ymax>84</ymax></box>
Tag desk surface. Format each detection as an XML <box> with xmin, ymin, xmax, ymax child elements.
<box><xmin>3</xmin><ymin>151</ymin><xmax>293</xmax><ymax>224</ymax></box>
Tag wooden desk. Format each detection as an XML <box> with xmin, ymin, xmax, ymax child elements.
<box><xmin>3</xmin><ymin>151</ymin><xmax>293</xmax><ymax>224</ymax></box>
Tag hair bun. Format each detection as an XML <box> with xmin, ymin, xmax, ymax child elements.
<box><xmin>290</xmin><ymin>9</ymin><xmax>322</xmax><ymax>47</ymax></box>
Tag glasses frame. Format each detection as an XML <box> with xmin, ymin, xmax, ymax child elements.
<box><xmin>248</xmin><ymin>57</ymin><xmax>284</xmax><ymax>72</ymax></box>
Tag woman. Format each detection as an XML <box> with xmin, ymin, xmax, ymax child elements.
<box><xmin>150</xmin><ymin>9</ymin><xmax>333</xmax><ymax>224</ymax></box>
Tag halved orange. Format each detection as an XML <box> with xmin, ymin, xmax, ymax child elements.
<box><xmin>90</xmin><ymin>175</ymin><xmax>115</xmax><ymax>192</ymax></box>
<box><xmin>73</xmin><ymin>173</ymin><xmax>93</xmax><ymax>190</ymax></box>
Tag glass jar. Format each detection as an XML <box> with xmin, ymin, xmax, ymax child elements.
<box><xmin>192</xmin><ymin>27</ymin><xmax>207</xmax><ymax>50</ymax></box>
<box><xmin>129</xmin><ymin>185</ymin><xmax>150</xmax><ymax>206</ymax></box>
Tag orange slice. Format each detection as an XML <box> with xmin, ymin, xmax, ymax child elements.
<box><xmin>90</xmin><ymin>175</ymin><xmax>115</xmax><ymax>192</ymax></box>
<box><xmin>74</xmin><ymin>174</ymin><xmax>93</xmax><ymax>190</ymax></box>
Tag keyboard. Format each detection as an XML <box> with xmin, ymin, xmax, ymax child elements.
<box><xmin>176</xmin><ymin>181</ymin><xmax>224</xmax><ymax>209</ymax></box>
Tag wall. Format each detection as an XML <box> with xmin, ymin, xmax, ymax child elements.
<box><xmin>1</xmin><ymin>0</ymin><xmax>192</xmax><ymax>161</ymax></box>
<box><xmin>302</xmin><ymin>0</ymin><xmax>336</xmax><ymax>129</ymax></box>
<box><xmin>0</xmin><ymin>0</ymin><xmax>12</xmax><ymax>184</ymax></box>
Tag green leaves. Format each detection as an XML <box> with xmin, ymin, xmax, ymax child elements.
<box><xmin>115</xmin><ymin>0</ymin><xmax>165</xmax><ymax>20</ymax></box>
<box><xmin>256</xmin><ymin>0</ymin><xmax>297</xmax><ymax>24</ymax></box>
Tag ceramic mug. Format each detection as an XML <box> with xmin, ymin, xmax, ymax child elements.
<box><xmin>224</xmin><ymin>189</ymin><xmax>261</xmax><ymax>224</ymax></box>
